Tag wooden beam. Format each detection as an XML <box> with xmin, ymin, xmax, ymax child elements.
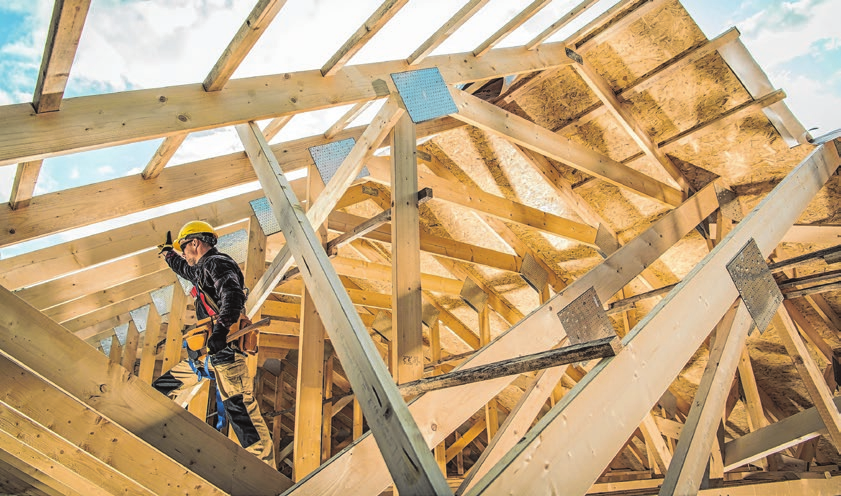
<box><xmin>525</xmin><ymin>0</ymin><xmax>600</xmax><ymax>50</ymax></box>
<box><xmin>463</xmin><ymin>144</ymin><xmax>840</xmax><ymax>495</ymax></box>
<box><xmin>367</xmin><ymin>156</ymin><xmax>599</xmax><ymax>245</ymax></box>
<box><xmin>141</xmin><ymin>133</ymin><xmax>188</xmax><ymax>179</ymax></box>
<box><xmin>288</xmin><ymin>178</ymin><xmax>719</xmax><ymax>495</ymax></box>
<box><xmin>8</xmin><ymin>160</ymin><xmax>43</xmax><ymax>210</ymax></box>
<box><xmin>327</xmin><ymin>256</ymin><xmax>464</xmax><ymax>295</ymax></box>
<box><xmin>446</xmin><ymin>419</ymin><xmax>486</xmax><ymax>462</ymax></box>
<box><xmin>120</xmin><ymin>320</ymin><xmax>140</xmax><ymax>372</ymax></box>
<box><xmin>236</xmin><ymin>121</ymin><xmax>451</xmax><ymax>494</ymax></box>
<box><xmin>473</xmin><ymin>0</ymin><xmax>552</xmax><ymax>58</ymax></box>
<box><xmin>321</xmin><ymin>0</ymin><xmax>409</xmax><ymax>76</ymax></box>
<box><xmin>203</xmin><ymin>0</ymin><xmax>288</xmax><ymax>91</ymax></box>
<box><xmin>262</xmin><ymin>115</ymin><xmax>294</xmax><ymax>141</ymax></box>
<box><xmin>0</xmin><ymin>287</ymin><xmax>292</xmax><ymax>494</ymax></box>
<box><xmin>293</xmin><ymin>290</ymin><xmax>326</xmax><ymax>481</ymax></box>
<box><xmin>32</xmin><ymin>0</ymin><xmax>91</xmax><ymax>113</ymax></box>
<box><xmin>137</xmin><ymin>303</ymin><xmax>162</xmax><ymax>383</ymax></box>
<box><xmin>772</xmin><ymin>308</ymin><xmax>841</xmax><ymax>449</ymax></box>
<box><xmin>161</xmin><ymin>281</ymin><xmax>187</xmax><ymax>375</ymax></box>
<box><xmin>448</xmin><ymin>89</ymin><xmax>684</xmax><ymax>207</ymax></box>
<box><xmin>390</xmin><ymin>111</ymin><xmax>423</xmax><ymax>384</ymax></box>
<box><xmin>0</xmin><ymin>40</ymin><xmax>571</xmax><ymax>167</ymax></box>
<box><xmin>658</xmin><ymin>301</ymin><xmax>753</xmax><ymax>494</ymax></box>
<box><xmin>108</xmin><ymin>335</ymin><xmax>122</xmax><ymax>364</ymax></box>
<box><xmin>324</xmin><ymin>101</ymin><xmax>374</xmax><ymax>139</ymax></box>
<box><xmin>723</xmin><ymin>395</ymin><xmax>841</xmax><ymax>471</ymax></box>
<box><xmin>66</xmin><ymin>294</ymin><xmax>148</xmax><ymax>335</ymax></box>
<box><xmin>407</xmin><ymin>0</ymin><xmax>490</xmax><ymax>65</ymax></box>
<box><xmin>568</xmin><ymin>49</ymin><xmax>691</xmax><ymax>193</ymax></box>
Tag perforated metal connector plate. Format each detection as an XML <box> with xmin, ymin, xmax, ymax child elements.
<box><xmin>250</xmin><ymin>197</ymin><xmax>282</xmax><ymax>236</ymax></box>
<box><xmin>715</xmin><ymin>184</ymin><xmax>744</xmax><ymax>222</ymax></box>
<box><xmin>129</xmin><ymin>305</ymin><xmax>150</xmax><ymax>333</ymax></box>
<box><xmin>151</xmin><ymin>285</ymin><xmax>175</xmax><ymax>316</ymax></box>
<box><xmin>520</xmin><ymin>253</ymin><xmax>549</xmax><ymax>293</ymax></box>
<box><xmin>390</xmin><ymin>67</ymin><xmax>458</xmax><ymax>123</ymax></box>
<box><xmin>460</xmin><ymin>277</ymin><xmax>488</xmax><ymax>313</ymax></box>
<box><xmin>557</xmin><ymin>287</ymin><xmax>615</xmax><ymax>345</ymax></box>
<box><xmin>309</xmin><ymin>138</ymin><xmax>357</xmax><ymax>185</ymax></box>
<box><xmin>726</xmin><ymin>238</ymin><xmax>782</xmax><ymax>334</ymax></box>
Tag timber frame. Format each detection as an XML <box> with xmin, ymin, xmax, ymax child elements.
<box><xmin>1</xmin><ymin>1</ymin><xmax>840</xmax><ymax>495</ymax></box>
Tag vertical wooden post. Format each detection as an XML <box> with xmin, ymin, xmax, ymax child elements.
<box><xmin>390</xmin><ymin>111</ymin><xmax>423</xmax><ymax>385</ymax></box>
<box><xmin>244</xmin><ymin>214</ymin><xmax>268</xmax><ymax>377</ymax></box>
<box><xmin>321</xmin><ymin>354</ymin><xmax>334</xmax><ymax>462</ymax></box>
<box><xmin>121</xmin><ymin>320</ymin><xmax>140</xmax><ymax>373</ymax></box>
<box><xmin>108</xmin><ymin>335</ymin><xmax>122</xmax><ymax>364</ymax></box>
<box><xmin>431</xmin><ymin>320</ymin><xmax>447</xmax><ymax>475</ymax></box>
<box><xmin>138</xmin><ymin>303</ymin><xmax>162</xmax><ymax>383</ymax></box>
<box><xmin>353</xmin><ymin>398</ymin><xmax>364</xmax><ymax>440</ymax></box>
<box><xmin>479</xmin><ymin>305</ymin><xmax>498</xmax><ymax>439</ymax></box>
<box><xmin>294</xmin><ymin>166</ymin><xmax>327</xmax><ymax>481</ymax></box>
<box><xmin>273</xmin><ymin>363</ymin><xmax>288</xmax><ymax>469</ymax></box>
<box><xmin>162</xmin><ymin>282</ymin><xmax>187</xmax><ymax>375</ymax></box>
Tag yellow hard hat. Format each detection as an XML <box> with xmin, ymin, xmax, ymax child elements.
<box><xmin>174</xmin><ymin>221</ymin><xmax>217</xmax><ymax>251</ymax></box>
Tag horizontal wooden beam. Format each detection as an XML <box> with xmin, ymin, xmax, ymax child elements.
<box><xmin>0</xmin><ymin>40</ymin><xmax>572</xmax><ymax>167</ymax></box>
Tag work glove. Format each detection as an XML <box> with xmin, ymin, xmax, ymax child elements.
<box><xmin>157</xmin><ymin>231</ymin><xmax>173</xmax><ymax>255</ymax></box>
<box><xmin>207</xmin><ymin>322</ymin><xmax>229</xmax><ymax>355</ymax></box>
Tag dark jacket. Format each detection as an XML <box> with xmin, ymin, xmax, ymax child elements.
<box><xmin>164</xmin><ymin>247</ymin><xmax>246</xmax><ymax>328</ymax></box>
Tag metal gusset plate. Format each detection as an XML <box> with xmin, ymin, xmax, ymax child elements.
<box><xmin>390</xmin><ymin>67</ymin><xmax>458</xmax><ymax>123</ymax></box>
<box><xmin>250</xmin><ymin>197</ymin><xmax>282</xmax><ymax>236</ymax></box>
<box><xmin>520</xmin><ymin>253</ymin><xmax>549</xmax><ymax>293</ymax></box>
<box><xmin>460</xmin><ymin>277</ymin><xmax>488</xmax><ymax>313</ymax></box>
<box><xmin>129</xmin><ymin>304</ymin><xmax>150</xmax><ymax>333</ymax></box>
<box><xmin>715</xmin><ymin>184</ymin><xmax>744</xmax><ymax>221</ymax></box>
<box><xmin>726</xmin><ymin>238</ymin><xmax>782</xmax><ymax>334</ymax></box>
<box><xmin>114</xmin><ymin>323</ymin><xmax>129</xmax><ymax>346</ymax></box>
<box><xmin>151</xmin><ymin>285</ymin><xmax>175</xmax><ymax>317</ymax></box>
<box><xmin>422</xmin><ymin>303</ymin><xmax>440</xmax><ymax>328</ymax></box>
<box><xmin>217</xmin><ymin>229</ymin><xmax>248</xmax><ymax>264</ymax></box>
<box><xmin>308</xmin><ymin>138</ymin><xmax>357</xmax><ymax>185</ymax></box>
<box><xmin>557</xmin><ymin>287</ymin><xmax>616</xmax><ymax>346</ymax></box>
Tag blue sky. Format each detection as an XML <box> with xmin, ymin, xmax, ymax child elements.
<box><xmin>0</xmin><ymin>0</ymin><xmax>839</xmax><ymax>259</ymax></box>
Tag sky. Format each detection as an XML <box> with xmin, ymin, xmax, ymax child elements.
<box><xmin>0</xmin><ymin>0</ymin><xmax>839</xmax><ymax>259</ymax></box>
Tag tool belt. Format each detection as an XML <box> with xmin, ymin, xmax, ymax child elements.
<box><xmin>183</xmin><ymin>315</ymin><xmax>267</xmax><ymax>356</ymax></box>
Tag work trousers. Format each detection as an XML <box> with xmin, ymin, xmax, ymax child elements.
<box><xmin>153</xmin><ymin>350</ymin><xmax>276</xmax><ymax>467</ymax></box>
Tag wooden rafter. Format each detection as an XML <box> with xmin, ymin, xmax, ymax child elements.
<box><xmin>408</xmin><ymin>0</ymin><xmax>490</xmax><ymax>65</ymax></box>
<box><xmin>203</xmin><ymin>0</ymin><xmax>288</xmax><ymax>91</ymax></box>
<box><xmin>8</xmin><ymin>160</ymin><xmax>43</xmax><ymax>210</ymax></box>
<box><xmin>141</xmin><ymin>133</ymin><xmax>187</xmax><ymax>179</ymax></box>
<box><xmin>472</xmin><ymin>0</ymin><xmax>552</xmax><ymax>58</ymax></box>
<box><xmin>32</xmin><ymin>0</ymin><xmax>91</xmax><ymax>113</ymax></box>
<box><xmin>321</xmin><ymin>0</ymin><xmax>409</xmax><ymax>77</ymax></box>
<box><xmin>525</xmin><ymin>0</ymin><xmax>600</xmax><ymax>50</ymax></box>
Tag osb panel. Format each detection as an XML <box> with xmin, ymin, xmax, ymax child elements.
<box><xmin>628</xmin><ymin>53</ymin><xmax>753</xmax><ymax>143</ymax></box>
<box><xmin>515</xmin><ymin>65</ymin><xmax>600</xmax><ymax>131</ymax></box>
<box><xmin>583</xmin><ymin>0</ymin><xmax>707</xmax><ymax>89</ymax></box>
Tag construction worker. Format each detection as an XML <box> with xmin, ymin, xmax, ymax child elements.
<box><xmin>154</xmin><ymin>220</ymin><xmax>275</xmax><ymax>467</ymax></box>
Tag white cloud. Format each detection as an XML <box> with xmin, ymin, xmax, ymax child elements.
<box><xmin>771</xmin><ymin>69</ymin><xmax>841</xmax><ymax>135</ymax></box>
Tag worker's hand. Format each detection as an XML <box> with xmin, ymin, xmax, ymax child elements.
<box><xmin>207</xmin><ymin>322</ymin><xmax>229</xmax><ymax>355</ymax></box>
<box><xmin>157</xmin><ymin>231</ymin><xmax>173</xmax><ymax>255</ymax></box>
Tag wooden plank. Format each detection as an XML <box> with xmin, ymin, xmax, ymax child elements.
<box><xmin>324</xmin><ymin>101</ymin><xmax>374</xmax><ymax>139</ymax></box>
<box><xmin>289</xmin><ymin>177</ymin><xmax>719</xmax><ymax>496</ymax></box>
<box><xmin>32</xmin><ymin>0</ymin><xmax>91</xmax><ymax>113</ymax></box>
<box><xmin>294</xmin><ymin>288</ymin><xmax>325</xmax><ymax>481</ymax></box>
<box><xmin>0</xmin><ymin>286</ymin><xmax>293</xmax><ymax>494</ymax></box>
<box><xmin>137</xmin><ymin>304</ymin><xmax>162</xmax><ymax>383</ymax></box>
<box><xmin>448</xmin><ymin>89</ymin><xmax>684</xmax><ymax>207</ymax></box>
<box><xmin>107</xmin><ymin>335</ymin><xmax>122</xmax><ymax>364</ymax></box>
<box><xmin>723</xmin><ymin>395</ymin><xmax>841</xmax><ymax>471</ymax></box>
<box><xmin>781</xmin><ymin>224</ymin><xmax>841</xmax><ymax>245</ymax></box>
<box><xmin>66</xmin><ymin>294</ymin><xmax>147</xmax><ymax>336</ymax></box>
<box><xmin>408</xmin><ymin>0</ymin><xmax>491</xmax><ymax>65</ymax></box>
<box><xmin>0</xmin><ymin>353</ymin><xmax>227</xmax><ymax>495</ymax></box>
<box><xmin>141</xmin><ymin>133</ymin><xmax>188</xmax><ymax>179</ymax></box>
<box><xmin>446</xmin><ymin>419</ymin><xmax>486</xmax><ymax>462</ymax></box>
<box><xmin>390</xmin><ymin>111</ymin><xmax>423</xmax><ymax>384</ymax></box>
<box><xmin>473</xmin><ymin>0</ymin><xmax>552</xmax><ymax>57</ymax></box>
<box><xmin>321</xmin><ymin>355</ymin><xmax>334</xmax><ymax>462</ymax></box>
<box><xmin>237</xmin><ymin>121</ymin><xmax>452</xmax><ymax>494</ymax></box>
<box><xmin>161</xmin><ymin>281</ymin><xmax>187</xmax><ymax>375</ymax></box>
<box><xmin>772</xmin><ymin>308</ymin><xmax>841</xmax><ymax>449</ymax></box>
<box><xmin>8</xmin><ymin>160</ymin><xmax>43</xmax><ymax>210</ymax></box>
<box><xmin>120</xmin><ymin>320</ymin><xmax>139</xmax><ymax>372</ymax></box>
<box><xmin>203</xmin><ymin>0</ymin><xmax>288</xmax><ymax>91</ymax></box>
<box><xmin>262</xmin><ymin>115</ymin><xmax>293</xmax><ymax>141</ymax></box>
<box><xmin>658</xmin><ymin>301</ymin><xmax>753</xmax><ymax>495</ymax></box>
<box><xmin>568</xmin><ymin>50</ymin><xmax>691</xmax><ymax>193</ymax></box>
<box><xmin>0</xmin><ymin>41</ymin><xmax>572</xmax><ymax>168</ymax></box>
<box><xmin>698</xmin><ymin>477</ymin><xmax>841</xmax><ymax>495</ymax></box>
<box><xmin>525</xmin><ymin>0</ymin><xmax>600</xmax><ymax>50</ymax></box>
<box><xmin>321</xmin><ymin>0</ymin><xmax>409</xmax><ymax>76</ymax></box>
<box><xmin>367</xmin><ymin>156</ymin><xmax>599</xmax><ymax>245</ymax></box>
<box><xmin>329</xmin><ymin>256</ymin><xmax>463</xmax><ymax>294</ymax></box>
<box><xmin>464</xmin><ymin>144</ymin><xmax>840</xmax><ymax>495</ymax></box>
